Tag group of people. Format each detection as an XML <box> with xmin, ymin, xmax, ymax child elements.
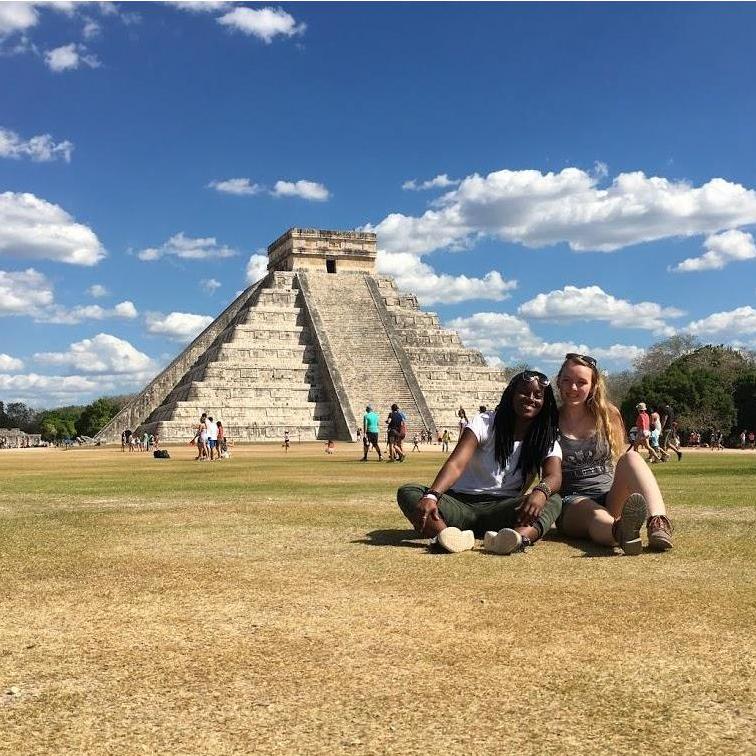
<box><xmin>121</xmin><ymin>428</ymin><xmax>158</xmax><ymax>452</ymax></box>
<box><xmin>397</xmin><ymin>353</ymin><xmax>674</xmax><ymax>556</ymax></box>
<box><xmin>361</xmin><ymin>403</ymin><xmax>408</xmax><ymax>462</ymax></box>
<box><xmin>629</xmin><ymin>402</ymin><xmax>683</xmax><ymax>463</ymax></box>
<box><xmin>191</xmin><ymin>413</ymin><xmax>229</xmax><ymax>461</ymax></box>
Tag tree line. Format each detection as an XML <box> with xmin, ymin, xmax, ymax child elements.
<box><xmin>0</xmin><ymin>396</ymin><xmax>131</xmax><ymax>441</ymax></box>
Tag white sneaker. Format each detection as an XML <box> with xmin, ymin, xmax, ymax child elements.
<box><xmin>483</xmin><ymin>528</ymin><xmax>523</xmax><ymax>555</ymax></box>
<box><xmin>436</xmin><ymin>527</ymin><xmax>475</xmax><ymax>553</ymax></box>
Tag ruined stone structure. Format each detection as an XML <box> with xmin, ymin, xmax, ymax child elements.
<box><xmin>96</xmin><ymin>229</ymin><xmax>508</xmax><ymax>444</ymax></box>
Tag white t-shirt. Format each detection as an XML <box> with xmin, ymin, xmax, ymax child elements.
<box><xmin>452</xmin><ymin>411</ymin><xmax>562</xmax><ymax>496</ymax></box>
<box><xmin>206</xmin><ymin>420</ymin><xmax>218</xmax><ymax>441</ymax></box>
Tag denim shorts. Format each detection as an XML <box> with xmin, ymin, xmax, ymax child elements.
<box><xmin>557</xmin><ymin>492</ymin><xmax>609</xmax><ymax>532</ymax></box>
<box><xmin>562</xmin><ymin>492</ymin><xmax>608</xmax><ymax>509</ymax></box>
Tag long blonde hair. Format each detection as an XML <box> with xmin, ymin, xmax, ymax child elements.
<box><xmin>558</xmin><ymin>356</ymin><xmax>626</xmax><ymax>460</ymax></box>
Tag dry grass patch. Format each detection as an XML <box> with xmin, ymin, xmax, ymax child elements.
<box><xmin>1</xmin><ymin>445</ymin><xmax>755</xmax><ymax>754</ymax></box>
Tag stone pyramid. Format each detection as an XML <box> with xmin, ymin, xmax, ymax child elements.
<box><xmin>96</xmin><ymin>229</ymin><xmax>508</xmax><ymax>444</ymax></box>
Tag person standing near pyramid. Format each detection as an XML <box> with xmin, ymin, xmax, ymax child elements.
<box><xmin>362</xmin><ymin>405</ymin><xmax>382</xmax><ymax>462</ymax></box>
<box><xmin>386</xmin><ymin>403</ymin><xmax>406</xmax><ymax>462</ymax></box>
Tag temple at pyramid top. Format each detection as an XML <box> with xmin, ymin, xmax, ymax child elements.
<box><xmin>267</xmin><ymin>228</ymin><xmax>377</xmax><ymax>274</ymax></box>
<box><xmin>96</xmin><ymin>228</ymin><xmax>508</xmax><ymax>444</ymax></box>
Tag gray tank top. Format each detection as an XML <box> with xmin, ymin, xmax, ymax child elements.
<box><xmin>559</xmin><ymin>434</ymin><xmax>614</xmax><ymax>498</ymax></box>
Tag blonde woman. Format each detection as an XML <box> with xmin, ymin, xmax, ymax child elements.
<box><xmin>557</xmin><ymin>354</ymin><xmax>673</xmax><ymax>553</ymax></box>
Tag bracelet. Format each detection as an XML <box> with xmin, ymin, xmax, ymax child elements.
<box><xmin>532</xmin><ymin>481</ymin><xmax>552</xmax><ymax>498</ymax></box>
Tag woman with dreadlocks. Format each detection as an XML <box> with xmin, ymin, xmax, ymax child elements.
<box><xmin>397</xmin><ymin>371</ymin><xmax>562</xmax><ymax>554</ymax></box>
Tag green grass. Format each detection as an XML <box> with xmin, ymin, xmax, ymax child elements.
<box><xmin>1</xmin><ymin>445</ymin><xmax>754</xmax><ymax>755</ymax></box>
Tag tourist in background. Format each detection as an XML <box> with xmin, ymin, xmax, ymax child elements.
<box><xmin>361</xmin><ymin>404</ymin><xmax>382</xmax><ymax>462</ymax></box>
<box><xmin>660</xmin><ymin>402</ymin><xmax>683</xmax><ymax>461</ymax></box>
<box><xmin>556</xmin><ymin>354</ymin><xmax>673</xmax><ymax>553</ymax></box>
<box><xmin>386</xmin><ymin>403</ymin><xmax>406</xmax><ymax>462</ymax></box>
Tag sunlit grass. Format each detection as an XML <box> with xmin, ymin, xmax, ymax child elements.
<box><xmin>1</xmin><ymin>445</ymin><xmax>754</xmax><ymax>755</ymax></box>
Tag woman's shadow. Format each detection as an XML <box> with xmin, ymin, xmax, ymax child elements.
<box><xmin>354</xmin><ymin>529</ymin><xmax>428</xmax><ymax>549</ymax></box>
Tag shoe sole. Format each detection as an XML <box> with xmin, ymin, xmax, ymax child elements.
<box><xmin>437</xmin><ymin>527</ymin><xmax>475</xmax><ymax>553</ymax></box>
<box><xmin>618</xmin><ymin>494</ymin><xmax>647</xmax><ymax>555</ymax></box>
<box><xmin>648</xmin><ymin>533</ymin><xmax>673</xmax><ymax>551</ymax></box>
<box><xmin>483</xmin><ymin>528</ymin><xmax>522</xmax><ymax>555</ymax></box>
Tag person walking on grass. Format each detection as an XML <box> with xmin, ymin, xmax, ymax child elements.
<box><xmin>632</xmin><ymin>403</ymin><xmax>662</xmax><ymax>463</ymax></box>
<box><xmin>206</xmin><ymin>415</ymin><xmax>218</xmax><ymax>461</ymax></box>
<box><xmin>397</xmin><ymin>370</ymin><xmax>563</xmax><ymax>555</ymax></box>
<box><xmin>386</xmin><ymin>403</ymin><xmax>406</xmax><ymax>462</ymax></box>
<box><xmin>660</xmin><ymin>402</ymin><xmax>683</xmax><ymax>461</ymax></box>
<box><xmin>194</xmin><ymin>413</ymin><xmax>208</xmax><ymax>461</ymax></box>
<box><xmin>361</xmin><ymin>404</ymin><xmax>382</xmax><ymax>462</ymax></box>
<box><xmin>556</xmin><ymin>354</ymin><xmax>673</xmax><ymax>553</ymax></box>
<box><xmin>441</xmin><ymin>429</ymin><xmax>451</xmax><ymax>453</ymax></box>
<box><xmin>283</xmin><ymin>430</ymin><xmax>290</xmax><ymax>452</ymax></box>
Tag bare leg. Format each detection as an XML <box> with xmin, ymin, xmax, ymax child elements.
<box><xmin>560</xmin><ymin>497</ymin><xmax>615</xmax><ymax>546</ymax></box>
<box><xmin>606</xmin><ymin>450</ymin><xmax>667</xmax><ymax>518</ymax></box>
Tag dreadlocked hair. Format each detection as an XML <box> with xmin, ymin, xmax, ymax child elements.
<box><xmin>493</xmin><ymin>372</ymin><xmax>560</xmax><ymax>487</ymax></box>
<box><xmin>558</xmin><ymin>356</ymin><xmax>626</xmax><ymax>459</ymax></box>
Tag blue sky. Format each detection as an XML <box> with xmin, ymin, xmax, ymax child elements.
<box><xmin>1</xmin><ymin>1</ymin><xmax>756</xmax><ymax>407</ymax></box>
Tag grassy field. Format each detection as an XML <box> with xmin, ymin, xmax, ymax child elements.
<box><xmin>1</xmin><ymin>444</ymin><xmax>754</xmax><ymax>755</ymax></box>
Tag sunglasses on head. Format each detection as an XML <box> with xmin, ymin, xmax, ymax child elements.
<box><xmin>520</xmin><ymin>370</ymin><xmax>551</xmax><ymax>387</ymax></box>
<box><xmin>565</xmin><ymin>353</ymin><xmax>597</xmax><ymax>368</ymax></box>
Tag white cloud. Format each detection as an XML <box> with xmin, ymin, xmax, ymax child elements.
<box><xmin>200</xmin><ymin>277</ymin><xmax>221</xmax><ymax>293</ymax></box>
<box><xmin>137</xmin><ymin>232</ymin><xmax>237</xmax><ymax>262</ymax></box>
<box><xmin>0</xmin><ymin>192</ymin><xmax>106</xmax><ymax>266</ymax></box>
<box><xmin>364</xmin><ymin>167</ymin><xmax>756</xmax><ymax>256</ymax></box>
<box><xmin>170</xmin><ymin>1</ymin><xmax>234</xmax><ymax>12</ymax></box>
<box><xmin>82</xmin><ymin>18</ymin><xmax>101</xmax><ymax>39</ymax></box>
<box><xmin>87</xmin><ymin>283</ymin><xmax>108</xmax><ymax>298</ymax></box>
<box><xmin>271</xmin><ymin>180</ymin><xmax>330</xmax><ymax>201</ymax></box>
<box><xmin>0</xmin><ymin>3</ymin><xmax>38</xmax><ymax>36</ymax></box>
<box><xmin>685</xmin><ymin>306</ymin><xmax>756</xmax><ymax>336</ymax></box>
<box><xmin>44</xmin><ymin>43</ymin><xmax>100</xmax><ymax>72</ymax></box>
<box><xmin>672</xmin><ymin>229</ymin><xmax>756</xmax><ymax>272</ymax></box>
<box><xmin>34</xmin><ymin>333</ymin><xmax>154</xmax><ymax>374</ymax></box>
<box><xmin>376</xmin><ymin>250</ymin><xmax>517</xmax><ymax>305</ymax></box>
<box><xmin>0</xmin><ymin>127</ymin><xmax>73</xmax><ymax>162</ymax></box>
<box><xmin>446</xmin><ymin>311</ymin><xmax>644</xmax><ymax>370</ymax></box>
<box><xmin>208</xmin><ymin>177</ymin><xmax>263</xmax><ymax>196</ymax></box>
<box><xmin>246</xmin><ymin>253</ymin><xmax>268</xmax><ymax>284</ymax></box>
<box><xmin>0</xmin><ymin>353</ymin><xmax>23</xmax><ymax>372</ymax></box>
<box><xmin>402</xmin><ymin>174</ymin><xmax>459</xmax><ymax>191</ymax></box>
<box><xmin>217</xmin><ymin>6</ymin><xmax>305</xmax><ymax>43</ymax></box>
<box><xmin>518</xmin><ymin>285</ymin><xmax>683</xmax><ymax>334</ymax></box>
<box><xmin>0</xmin><ymin>268</ymin><xmax>54</xmax><ymax>315</ymax></box>
<box><xmin>145</xmin><ymin>311</ymin><xmax>213</xmax><ymax>341</ymax></box>
<box><xmin>0</xmin><ymin>372</ymin><xmax>103</xmax><ymax>406</ymax></box>
<box><xmin>38</xmin><ymin>300</ymin><xmax>139</xmax><ymax>325</ymax></box>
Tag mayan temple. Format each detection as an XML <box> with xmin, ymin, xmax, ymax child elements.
<box><xmin>96</xmin><ymin>229</ymin><xmax>508</xmax><ymax>444</ymax></box>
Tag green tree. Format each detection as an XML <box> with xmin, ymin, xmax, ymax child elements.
<box><xmin>4</xmin><ymin>402</ymin><xmax>38</xmax><ymax>432</ymax></box>
<box><xmin>632</xmin><ymin>335</ymin><xmax>701</xmax><ymax>377</ymax></box>
<box><xmin>75</xmin><ymin>397</ymin><xmax>122</xmax><ymax>437</ymax></box>
<box><xmin>733</xmin><ymin>371</ymin><xmax>756</xmax><ymax>433</ymax></box>
<box><xmin>37</xmin><ymin>407</ymin><xmax>82</xmax><ymax>441</ymax></box>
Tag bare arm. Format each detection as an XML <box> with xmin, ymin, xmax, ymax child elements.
<box><xmin>414</xmin><ymin>427</ymin><xmax>478</xmax><ymax>532</ymax></box>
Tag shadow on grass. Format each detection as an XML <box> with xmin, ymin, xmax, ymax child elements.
<box><xmin>354</xmin><ymin>528</ymin><xmax>427</xmax><ymax>549</ymax></box>
<box><xmin>542</xmin><ymin>530</ymin><xmax>619</xmax><ymax>558</ymax></box>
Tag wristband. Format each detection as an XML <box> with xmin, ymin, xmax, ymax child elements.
<box><xmin>423</xmin><ymin>489</ymin><xmax>442</xmax><ymax>502</ymax></box>
<box><xmin>532</xmin><ymin>481</ymin><xmax>552</xmax><ymax>498</ymax></box>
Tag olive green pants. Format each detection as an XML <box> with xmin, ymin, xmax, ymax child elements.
<box><xmin>397</xmin><ymin>483</ymin><xmax>562</xmax><ymax>538</ymax></box>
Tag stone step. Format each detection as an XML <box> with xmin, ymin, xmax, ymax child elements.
<box><xmin>141</xmin><ymin>418</ymin><xmax>336</xmax><ymax>442</ymax></box>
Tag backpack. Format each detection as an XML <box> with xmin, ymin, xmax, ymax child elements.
<box><xmin>153</xmin><ymin>449</ymin><xmax>170</xmax><ymax>459</ymax></box>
